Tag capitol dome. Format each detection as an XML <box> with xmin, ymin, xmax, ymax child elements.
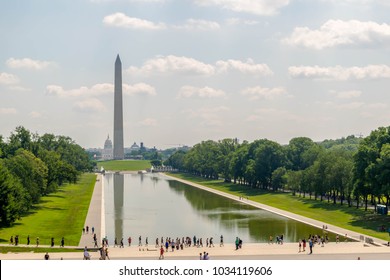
<box><xmin>104</xmin><ymin>135</ymin><xmax>113</xmax><ymax>149</ymax></box>
<box><xmin>102</xmin><ymin>134</ymin><xmax>113</xmax><ymax>160</ymax></box>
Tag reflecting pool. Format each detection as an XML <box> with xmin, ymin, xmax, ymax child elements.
<box><xmin>104</xmin><ymin>173</ymin><xmax>336</xmax><ymax>243</ymax></box>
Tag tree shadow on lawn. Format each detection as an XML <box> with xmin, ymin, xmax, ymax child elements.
<box><xmin>279</xmin><ymin>195</ymin><xmax>390</xmax><ymax>235</ymax></box>
<box><xmin>213</xmin><ymin>181</ymin><xmax>390</xmax><ymax>234</ymax></box>
<box><xmin>179</xmin><ymin>174</ymin><xmax>390</xmax><ymax>235</ymax></box>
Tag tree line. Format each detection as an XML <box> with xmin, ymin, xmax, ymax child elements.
<box><xmin>166</xmin><ymin>126</ymin><xmax>390</xmax><ymax>211</ymax></box>
<box><xmin>0</xmin><ymin>126</ymin><xmax>94</xmax><ymax>226</ymax></box>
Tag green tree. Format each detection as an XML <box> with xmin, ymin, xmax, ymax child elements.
<box><xmin>5</xmin><ymin>149</ymin><xmax>48</xmax><ymax>205</ymax></box>
<box><xmin>353</xmin><ymin>126</ymin><xmax>390</xmax><ymax>210</ymax></box>
<box><xmin>165</xmin><ymin>150</ymin><xmax>187</xmax><ymax>170</ymax></box>
<box><xmin>217</xmin><ymin>138</ymin><xmax>239</xmax><ymax>182</ymax></box>
<box><xmin>0</xmin><ymin>160</ymin><xmax>26</xmax><ymax>226</ymax></box>
<box><xmin>253</xmin><ymin>139</ymin><xmax>285</xmax><ymax>189</ymax></box>
<box><xmin>271</xmin><ymin>167</ymin><xmax>287</xmax><ymax>191</ymax></box>
<box><xmin>5</xmin><ymin>126</ymin><xmax>33</xmax><ymax>156</ymax></box>
<box><xmin>286</xmin><ymin>137</ymin><xmax>317</xmax><ymax>171</ymax></box>
<box><xmin>230</xmin><ymin>141</ymin><xmax>249</xmax><ymax>185</ymax></box>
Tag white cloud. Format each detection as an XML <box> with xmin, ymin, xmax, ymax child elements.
<box><xmin>245</xmin><ymin>108</ymin><xmax>304</xmax><ymax>122</ymax></box>
<box><xmin>186</xmin><ymin>106</ymin><xmax>230</xmax><ymax>126</ymax></box>
<box><xmin>289</xmin><ymin>65</ymin><xmax>390</xmax><ymax>80</ymax></box>
<box><xmin>128</xmin><ymin>55</ymin><xmax>272</xmax><ymax>77</ymax></box>
<box><xmin>103</xmin><ymin>13</ymin><xmax>166</xmax><ymax>30</ymax></box>
<box><xmin>178</xmin><ymin>86</ymin><xmax>226</xmax><ymax>98</ymax></box>
<box><xmin>216</xmin><ymin>59</ymin><xmax>273</xmax><ymax>75</ymax></box>
<box><xmin>320</xmin><ymin>0</ymin><xmax>387</xmax><ymax>5</ymax></box>
<box><xmin>0</xmin><ymin>108</ymin><xmax>18</xmax><ymax>115</ymax></box>
<box><xmin>92</xmin><ymin>0</ymin><xmax>166</xmax><ymax>2</ymax></box>
<box><xmin>128</xmin><ymin>55</ymin><xmax>215</xmax><ymax>76</ymax></box>
<box><xmin>30</xmin><ymin>111</ymin><xmax>43</xmax><ymax>118</ymax></box>
<box><xmin>6</xmin><ymin>57</ymin><xmax>53</xmax><ymax>70</ymax></box>
<box><xmin>123</xmin><ymin>83</ymin><xmax>156</xmax><ymax>96</ymax></box>
<box><xmin>138</xmin><ymin>118</ymin><xmax>158</xmax><ymax>126</ymax></box>
<box><xmin>194</xmin><ymin>0</ymin><xmax>290</xmax><ymax>16</ymax></box>
<box><xmin>241</xmin><ymin>86</ymin><xmax>288</xmax><ymax>100</ymax></box>
<box><xmin>225</xmin><ymin>18</ymin><xmax>259</xmax><ymax>26</ymax></box>
<box><xmin>332</xmin><ymin>90</ymin><xmax>362</xmax><ymax>99</ymax></box>
<box><xmin>336</xmin><ymin>102</ymin><xmax>365</xmax><ymax>109</ymax></box>
<box><xmin>73</xmin><ymin>98</ymin><xmax>107</xmax><ymax>113</ymax></box>
<box><xmin>8</xmin><ymin>86</ymin><xmax>31</xmax><ymax>91</ymax></box>
<box><xmin>0</xmin><ymin>72</ymin><xmax>19</xmax><ymax>85</ymax></box>
<box><xmin>366</xmin><ymin>103</ymin><xmax>388</xmax><ymax>109</ymax></box>
<box><xmin>46</xmin><ymin>83</ymin><xmax>156</xmax><ymax>98</ymax></box>
<box><xmin>174</xmin><ymin>19</ymin><xmax>220</xmax><ymax>30</ymax></box>
<box><xmin>284</xmin><ymin>20</ymin><xmax>390</xmax><ymax>49</ymax></box>
<box><xmin>46</xmin><ymin>83</ymin><xmax>113</xmax><ymax>98</ymax></box>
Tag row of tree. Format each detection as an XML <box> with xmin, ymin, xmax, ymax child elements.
<box><xmin>0</xmin><ymin>126</ymin><xmax>94</xmax><ymax>226</ymax></box>
<box><xmin>166</xmin><ymin>126</ymin><xmax>390</xmax><ymax>210</ymax></box>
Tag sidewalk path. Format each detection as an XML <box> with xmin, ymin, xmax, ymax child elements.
<box><xmin>78</xmin><ymin>173</ymin><xmax>104</xmax><ymax>248</ymax></box>
<box><xmin>1</xmin><ymin>242</ymin><xmax>389</xmax><ymax>260</ymax></box>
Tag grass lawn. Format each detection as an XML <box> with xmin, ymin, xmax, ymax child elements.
<box><xmin>0</xmin><ymin>173</ymin><xmax>96</xmax><ymax>247</ymax></box>
<box><xmin>0</xmin><ymin>246</ymin><xmax>81</xmax><ymax>254</ymax></box>
<box><xmin>169</xmin><ymin>173</ymin><xmax>390</xmax><ymax>241</ymax></box>
<box><xmin>96</xmin><ymin>160</ymin><xmax>151</xmax><ymax>171</ymax></box>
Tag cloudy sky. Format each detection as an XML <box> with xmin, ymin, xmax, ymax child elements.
<box><xmin>1</xmin><ymin>0</ymin><xmax>390</xmax><ymax>149</ymax></box>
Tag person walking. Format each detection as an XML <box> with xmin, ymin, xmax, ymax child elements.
<box><xmin>309</xmin><ymin>239</ymin><xmax>313</xmax><ymax>254</ymax></box>
<box><xmin>27</xmin><ymin>235</ymin><xmax>30</xmax><ymax>245</ymax></box>
<box><xmin>220</xmin><ymin>235</ymin><xmax>224</xmax><ymax>247</ymax></box>
<box><xmin>61</xmin><ymin>237</ymin><xmax>65</xmax><ymax>247</ymax></box>
<box><xmin>159</xmin><ymin>245</ymin><xmax>165</xmax><ymax>260</ymax></box>
<box><xmin>209</xmin><ymin>237</ymin><xmax>214</xmax><ymax>247</ymax></box>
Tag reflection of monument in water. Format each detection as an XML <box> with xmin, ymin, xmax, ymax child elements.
<box><xmin>113</xmin><ymin>173</ymin><xmax>124</xmax><ymax>240</ymax></box>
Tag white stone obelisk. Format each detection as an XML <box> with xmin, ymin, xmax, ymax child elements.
<box><xmin>113</xmin><ymin>54</ymin><xmax>124</xmax><ymax>160</ymax></box>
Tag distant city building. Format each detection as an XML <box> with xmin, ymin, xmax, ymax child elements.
<box><xmin>102</xmin><ymin>135</ymin><xmax>113</xmax><ymax>160</ymax></box>
<box><xmin>130</xmin><ymin>142</ymin><xmax>140</xmax><ymax>151</ymax></box>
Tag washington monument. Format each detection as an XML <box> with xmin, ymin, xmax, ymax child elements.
<box><xmin>113</xmin><ymin>54</ymin><xmax>124</xmax><ymax>160</ymax></box>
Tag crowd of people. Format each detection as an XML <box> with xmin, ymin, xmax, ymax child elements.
<box><xmin>101</xmin><ymin>235</ymin><xmax>223</xmax><ymax>250</ymax></box>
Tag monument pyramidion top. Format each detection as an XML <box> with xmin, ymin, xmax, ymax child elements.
<box><xmin>115</xmin><ymin>54</ymin><xmax>121</xmax><ymax>64</ymax></box>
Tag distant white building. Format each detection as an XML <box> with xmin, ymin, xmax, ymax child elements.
<box><xmin>102</xmin><ymin>135</ymin><xmax>113</xmax><ymax>160</ymax></box>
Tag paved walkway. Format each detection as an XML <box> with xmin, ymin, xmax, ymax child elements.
<box><xmin>1</xmin><ymin>242</ymin><xmax>389</xmax><ymax>260</ymax></box>
<box><xmin>78</xmin><ymin>173</ymin><xmax>104</xmax><ymax>248</ymax></box>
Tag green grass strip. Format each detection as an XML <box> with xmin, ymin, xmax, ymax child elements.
<box><xmin>0</xmin><ymin>173</ymin><xmax>96</xmax><ymax>247</ymax></box>
<box><xmin>96</xmin><ymin>160</ymin><xmax>151</xmax><ymax>171</ymax></box>
<box><xmin>169</xmin><ymin>173</ymin><xmax>390</xmax><ymax>241</ymax></box>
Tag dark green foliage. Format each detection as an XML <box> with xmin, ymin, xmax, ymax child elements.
<box><xmin>0</xmin><ymin>126</ymin><xmax>93</xmax><ymax>226</ymax></box>
<box><xmin>0</xmin><ymin>161</ymin><xmax>26</xmax><ymax>226</ymax></box>
<box><xmin>167</xmin><ymin>127</ymin><xmax>390</xmax><ymax>211</ymax></box>
<box><xmin>353</xmin><ymin>127</ymin><xmax>390</xmax><ymax>210</ymax></box>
